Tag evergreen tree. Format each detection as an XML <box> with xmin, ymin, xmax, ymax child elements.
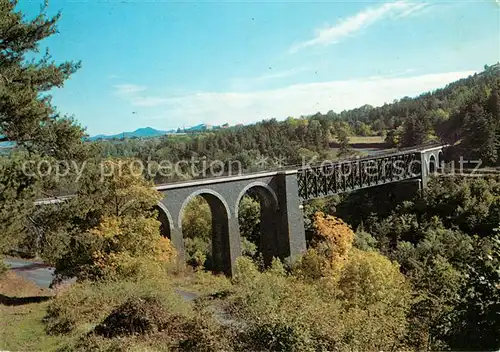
<box><xmin>462</xmin><ymin>105</ymin><xmax>497</xmax><ymax>165</ymax></box>
<box><xmin>401</xmin><ymin>114</ymin><xmax>430</xmax><ymax>147</ymax></box>
<box><xmin>0</xmin><ymin>0</ymin><xmax>85</xmax><ymax>158</ymax></box>
<box><xmin>0</xmin><ymin>0</ymin><xmax>87</xmax><ymax>254</ymax></box>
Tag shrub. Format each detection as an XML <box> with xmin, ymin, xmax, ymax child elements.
<box><xmin>240</xmin><ymin>236</ymin><xmax>258</xmax><ymax>258</ymax></box>
<box><xmin>338</xmin><ymin>248</ymin><xmax>410</xmax><ymax>308</ymax></box>
<box><xmin>94</xmin><ymin>296</ymin><xmax>172</xmax><ymax>337</ymax></box>
<box><xmin>334</xmin><ymin>248</ymin><xmax>411</xmax><ymax>348</ymax></box>
<box><xmin>228</xmin><ymin>250</ymin><xmax>412</xmax><ymax>351</ymax></box>
<box><xmin>241</xmin><ymin>320</ymin><xmax>313</xmax><ymax>352</ymax></box>
<box><xmin>57</xmin><ymin>334</ymin><xmax>138</xmax><ymax>352</ymax></box>
<box><xmin>232</xmin><ymin>256</ymin><xmax>261</xmax><ymax>287</ymax></box>
<box><xmin>186</xmin><ymin>269</ymin><xmax>232</xmax><ymax>295</ymax></box>
<box><xmin>176</xmin><ymin>312</ymin><xmax>234</xmax><ymax>352</ymax></box>
<box><xmin>45</xmin><ymin>277</ymin><xmax>189</xmax><ymax>335</ymax></box>
<box><xmin>185</xmin><ymin>236</ymin><xmax>210</xmax><ymax>268</ymax></box>
<box><xmin>58</xmin><ymin>299</ymin><xmax>233</xmax><ymax>352</ymax></box>
<box><xmin>353</xmin><ymin>229</ymin><xmax>378</xmax><ymax>251</ymax></box>
<box><xmin>46</xmin><ymin>274</ymin><xmax>235</xmax><ymax>351</ymax></box>
<box><xmin>292</xmin><ymin>248</ymin><xmax>329</xmax><ymax>281</ymax></box>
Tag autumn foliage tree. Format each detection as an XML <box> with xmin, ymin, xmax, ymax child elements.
<box><xmin>296</xmin><ymin>212</ymin><xmax>355</xmax><ymax>279</ymax></box>
<box><xmin>54</xmin><ymin>159</ymin><xmax>175</xmax><ymax>282</ymax></box>
<box><xmin>312</xmin><ymin>212</ymin><xmax>354</xmax><ymax>268</ymax></box>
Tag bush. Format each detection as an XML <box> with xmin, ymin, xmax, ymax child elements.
<box><xmin>228</xmin><ymin>249</ymin><xmax>412</xmax><ymax>351</ymax></box>
<box><xmin>292</xmin><ymin>248</ymin><xmax>329</xmax><ymax>281</ymax></box>
<box><xmin>46</xmin><ymin>274</ymin><xmax>235</xmax><ymax>351</ymax></box>
<box><xmin>57</xmin><ymin>334</ymin><xmax>140</xmax><ymax>352</ymax></box>
<box><xmin>338</xmin><ymin>248</ymin><xmax>410</xmax><ymax>309</ymax></box>
<box><xmin>59</xmin><ymin>301</ymin><xmax>233</xmax><ymax>352</ymax></box>
<box><xmin>309</xmin><ymin>212</ymin><xmax>355</xmax><ymax>277</ymax></box>
<box><xmin>353</xmin><ymin>229</ymin><xmax>378</xmax><ymax>251</ymax></box>
<box><xmin>186</xmin><ymin>269</ymin><xmax>232</xmax><ymax>295</ymax></box>
<box><xmin>334</xmin><ymin>248</ymin><xmax>411</xmax><ymax>348</ymax></box>
<box><xmin>45</xmin><ymin>277</ymin><xmax>189</xmax><ymax>335</ymax></box>
<box><xmin>176</xmin><ymin>312</ymin><xmax>234</xmax><ymax>352</ymax></box>
<box><xmin>63</xmin><ymin>314</ymin><xmax>233</xmax><ymax>352</ymax></box>
<box><xmin>94</xmin><ymin>296</ymin><xmax>173</xmax><ymax>337</ymax></box>
<box><xmin>184</xmin><ymin>236</ymin><xmax>210</xmax><ymax>268</ymax></box>
<box><xmin>241</xmin><ymin>320</ymin><xmax>313</xmax><ymax>352</ymax></box>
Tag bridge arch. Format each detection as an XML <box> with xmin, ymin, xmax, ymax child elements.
<box><xmin>235</xmin><ymin>182</ymin><xmax>281</xmax><ymax>266</ymax></box>
<box><xmin>179</xmin><ymin>189</ymin><xmax>233</xmax><ymax>274</ymax></box>
<box><xmin>234</xmin><ymin>182</ymin><xmax>279</xmax><ymax>218</ymax></box>
<box><xmin>156</xmin><ymin>202</ymin><xmax>173</xmax><ymax>239</ymax></box>
<box><xmin>178</xmin><ymin>189</ymin><xmax>232</xmax><ymax>228</ymax></box>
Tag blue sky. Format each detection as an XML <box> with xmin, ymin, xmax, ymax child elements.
<box><xmin>19</xmin><ymin>0</ymin><xmax>500</xmax><ymax>136</ymax></box>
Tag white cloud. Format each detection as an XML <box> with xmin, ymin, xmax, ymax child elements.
<box><xmin>137</xmin><ymin>70</ymin><xmax>475</xmax><ymax>128</ymax></box>
<box><xmin>252</xmin><ymin>67</ymin><xmax>310</xmax><ymax>83</ymax></box>
<box><xmin>395</xmin><ymin>2</ymin><xmax>430</xmax><ymax>18</ymax></box>
<box><xmin>131</xmin><ymin>96</ymin><xmax>169</xmax><ymax>107</ymax></box>
<box><xmin>113</xmin><ymin>84</ymin><xmax>147</xmax><ymax>96</ymax></box>
<box><xmin>290</xmin><ymin>1</ymin><xmax>430</xmax><ymax>53</ymax></box>
<box><xmin>366</xmin><ymin>68</ymin><xmax>416</xmax><ymax>80</ymax></box>
<box><xmin>116</xmin><ymin>68</ymin><xmax>310</xmax><ymax>108</ymax></box>
<box><xmin>230</xmin><ymin>66</ymin><xmax>311</xmax><ymax>90</ymax></box>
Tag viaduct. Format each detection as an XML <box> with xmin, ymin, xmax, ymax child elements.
<box><xmin>36</xmin><ymin>145</ymin><xmax>445</xmax><ymax>275</ymax></box>
<box><xmin>154</xmin><ymin>144</ymin><xmax>443</xmax><ymax>275</ymax></box>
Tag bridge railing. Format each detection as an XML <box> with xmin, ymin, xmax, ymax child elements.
<box><xmin>297</xmin><ymin>150</ymin><xmax>422</xmax><ymax>200</ymax></box>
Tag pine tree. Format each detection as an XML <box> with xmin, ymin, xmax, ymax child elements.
<box><xmin>462</xmin><ymin>104</ymin><xmax>497</xmax><ymax>165</ymax></box>
<box><xmin>0</xmin><ymin>0</ymin><xmax>87</xmax><ymax>255</ymax></box>
<box><xmin>401</xmin><ymin>114</ymin><xmax>430</xmax><ymax>147</ymax></box>
<box><xmin>0</xmin><ymin>0</ymin><xmax>85</xmax><ymax>158</ymax></box>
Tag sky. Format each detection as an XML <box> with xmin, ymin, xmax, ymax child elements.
<box><xmin>19</xmin><ymin>0</ymin><xmax>500</xmax><ymax>136</ymax></box>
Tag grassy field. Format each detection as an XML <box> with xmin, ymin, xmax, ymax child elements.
<box><xmin>0</xmin><ymin>268</ymin><xmax>229</xmax><ymax>352</ymax></box>
<box><xmin>348</xmin><ymin>135</ymin><xmax>386</xmax><ymax>144</ymax></box>
<box><xmin>0</xmin><ymin>272</ymin><xmax>69</xmax><ymax>351</ymax></box>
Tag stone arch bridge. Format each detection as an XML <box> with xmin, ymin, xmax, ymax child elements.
<box><xmin>36</xmin><ymin>145</ymin><xmax>445</xmax><ymax>275</ymax></box>
<box><xmin>154</xmin><ymin>144</ymin><xmax>444</xmax><ymax>275</ymax></box>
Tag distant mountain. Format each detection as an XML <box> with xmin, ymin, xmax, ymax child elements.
<box><xmin>185</xmin><ymin>123</ymin><xmax>216</xmax><ymax>132</ymax></box>
<box><xmin>88</xmin><ymin>122</ymin><xmax>242</xmax><ymax>141</ymax></box>
<box><xmin>88</xmin><ymin>127</ymin><xmax>171</xmax><ymax>141</ymax></box>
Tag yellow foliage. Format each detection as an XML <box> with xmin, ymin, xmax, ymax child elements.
<box><xmin>83</xmin><ymin>215</ymin><xmax>176</xmax><ymax>280</ymax></box>
<box><xmin>294</xmin><ymin>213</ymin><xmax>355</xmax><ymax>280</ymax></box>
<box><xmin>57</xmin><ymin>158</ymin><xmax>176</xmax><ymax>282</ymax></box>
<box><xmin>338</xmin><ymin>248</ymin><xmax>410</xmax><ymax>309</ymax></box>
<box><xmin>88</xmin><ymin>158</ymin><xmax>162</xmax><ymax>218</ymax></box>
<box><xmin>312</xmin><ymin>211</ymin><xmax>354</xmax><ymax>268</ymax></box>
<box><xmin>156</xmin><ymin>237</ymin><xmax>177</xmax><ymax>262</ymax></box>
<box><xmin>293</xmin><ymin>248</ymin><xmax>332</xmax><ymax>281</ymax></box>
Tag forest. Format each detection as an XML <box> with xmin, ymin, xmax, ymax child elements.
<box><xmin>94</xmin><ymin>62</ymin><xmax>500</xmax><ymax>184</ymax></box>
<box><xmin>0</xmin><ymin>1</ymin><xmax>499</xmax><ymax>351</ymax></box>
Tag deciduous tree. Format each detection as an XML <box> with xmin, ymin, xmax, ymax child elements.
<box><xmin>53</xmin><ymin>159</ymin><xmax>175</xmax><ymax>282</ymax></box>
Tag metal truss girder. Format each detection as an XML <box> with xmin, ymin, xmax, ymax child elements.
<box><xmin>297</xmin><ymin>151</ymin><xmax>421</xmax><ymax>201</ymax></box>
